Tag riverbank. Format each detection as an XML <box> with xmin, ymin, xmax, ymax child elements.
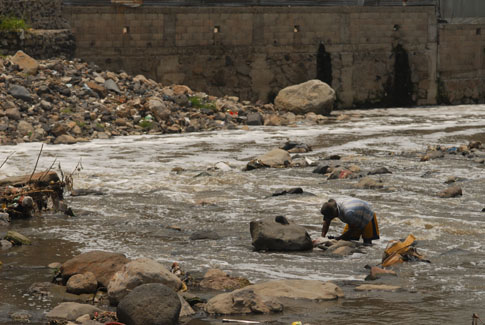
<box><xmin>0</xmin><ymin>51</ymin><xmax>329</xmax><ymax>147</ymax></box>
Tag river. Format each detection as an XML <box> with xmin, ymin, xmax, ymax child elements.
<box><xmin>1</xmin><ymin>105</ymin><xmax>485</xmax><ymax>324</ymax></box>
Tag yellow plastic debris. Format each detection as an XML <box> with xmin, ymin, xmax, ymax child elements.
<box><xmin>384</xmin><ymin>234</ymin><xmax>415</xmax><ymax>256</ymax></box>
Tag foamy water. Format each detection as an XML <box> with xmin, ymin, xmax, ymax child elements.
<box><xmin>1</xmin><ymin>105</ymin><xmax>485</xmax><ymax>324</ymax></box>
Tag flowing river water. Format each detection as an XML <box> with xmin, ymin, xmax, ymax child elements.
<box><xmin>1</xmin><ymin>105</ymin><xmax>485</xmax><ymax>324</ymax></box>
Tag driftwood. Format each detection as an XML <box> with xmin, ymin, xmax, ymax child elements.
<box><xmin>0</xmin><ymin>171</ymin><xmax>65</xmax><ymax>218</ymax></box>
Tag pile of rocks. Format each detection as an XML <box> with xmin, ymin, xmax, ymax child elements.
<box><xmin>0</xmin><ymin>51</ymin><xmax>330</xmax><ymax>146</ymax></box>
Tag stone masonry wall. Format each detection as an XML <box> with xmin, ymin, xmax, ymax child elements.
<box><xmin>63</xmin><ymin>5</ymin><xmax>438</xmax><ymax>108</ymax></box>
<box><xmin>0</xmin><ymin>0</ymin><xmax>69</xmax><ymax>29</ymax></box>
<box><xmin>0</xmin><ymin>30</ymin><xmax>75</xmax><ymax>59</ymax></box>
<box><xmin>438</xmin><ymin>24</ymin><xmax>485</xmax><ymax>104</ymax></box>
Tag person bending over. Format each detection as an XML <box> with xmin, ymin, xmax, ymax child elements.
<box><xmin>320</xmin><ymin>198</ymin><xmax>379</xmax><ymax>245</ymax></box>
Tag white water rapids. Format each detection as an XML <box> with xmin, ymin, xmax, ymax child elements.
<box><xmin>1</xmin><ymin>105</ymin><xmax>485</xmax><ymax>324</ymax></box>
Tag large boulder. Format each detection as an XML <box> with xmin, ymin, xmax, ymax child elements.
<box><xmin>250</xmin><ymin>216</ymin><xmax>312</xmax><ymax>251</ymax></box>
<box><xmin>117</xmin><ymin>283</ymin><xmax>181</xmax><ymax>325</ymax></box>
<box><xmin>46</xmin><ymin>302</ymin><xmax>102</xmax><ymax>322</ymax></box>
<box><xmin>107</xmin><ymin>257</ymin><xmax>182</xmax><ymax>306</ymax></box>
<box><xmin>205</xmin><ymin>279</ymin><xmax>343</xmax><ymax>315</ymax></box>
<box><xmin>60</xmin><ymin>251</ymin><xmax>130</xmax><ymax>287</ymax></box>
<box><xmin>274</xmin><ymin>80</ymin><xmax>335</xmax><ymax>116</ymax></box>
<box><xmin>10</xmin><ymin>50</ymin><xmax>39</xmax><ymax>75</ymax></box>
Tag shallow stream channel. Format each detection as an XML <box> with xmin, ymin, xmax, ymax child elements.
<box><xmin>1</xmin><ymin>105</ymin><xmax>485</xmax><ymax>324</ymax></box>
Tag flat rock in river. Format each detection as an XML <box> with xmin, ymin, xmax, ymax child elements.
<box><xmin>355</xmin><ymin>284</ymin><xmax>401</xmax><ymax>292</ymax></box>
<box><xmin>46</xmin><ymin>302</ymin><xmax>102</xmax><ymax>321</ymax></box>
<box><xmin>205</xmin><ymin>279</ymin><xmax>343</xmax><ymax>315</ymax></box>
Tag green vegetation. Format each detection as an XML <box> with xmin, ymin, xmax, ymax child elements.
<box><xmin>189</xmin><ymin>96</ymin><xmax>217</xmax><ymax>111</ymax></box>
<box><xmin>139</xmin><ymin>119</ymin><xmax>153</xmax><ymax>130</ymax></box>
<box><xmin>76</xmin><ymin>121</ymin><xmax>86</xmax><ymax>129</ymax></box>
<box><xmin>0</xmin><ymin>16</ymin><xmax>29</xmax><ymax>31</ymax></box>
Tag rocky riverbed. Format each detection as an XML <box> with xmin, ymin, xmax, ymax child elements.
<box><xmin>0</xmin><ymin>51</ymin><xmax>329</xmax><ymax>146</ymax></box>
<box><xmin>1</xmin><ymin>52</ymin><xmax>485</xmax><ymax>325</ymax></box>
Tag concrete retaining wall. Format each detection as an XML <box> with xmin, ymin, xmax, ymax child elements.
<box><xmin>64</xmin><ymin>5</ymin><xmax>439</xmax><ymax>108</ymax></box>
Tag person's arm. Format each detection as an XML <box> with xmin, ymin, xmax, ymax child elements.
<box><xmin>321</xmin><ymin>219</ymin><xmax>331</xmax><ymax>237</ymax></box>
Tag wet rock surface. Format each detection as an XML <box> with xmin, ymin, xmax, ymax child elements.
<box><xmin>60</xmin><ymin>251</ymin><xmax>130</xmax><ymax>288</ymax></box>
<box><xmin>107</xmin><ymin>257</ymin><xmax>182</xmax><ymax>306</ymax></box>
<box><xmin>117</xmin><ymin>283</ymin><xmax>181</xmax><ymax>325</ymax></box>
<box><xmin>250</xmin><ymin>216</ymin><xmax>313</xmax><ymax>251</ymax></box>
<box><xmin>205</xmin><ymin>279</ymin><xmax>342</xmax><ymax>315</ymax></box>
<box><xmin>274</xmin><ymin>79</ymin><xmax>335</xmax><ymax>116</ymax></box>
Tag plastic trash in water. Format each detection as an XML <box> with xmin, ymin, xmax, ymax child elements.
<box><xmin>291</xmin><ymin>322</ymin><xmax>303</xmax><ymax>325</ymax></box>
<box><xmin>447</xmin><ymin>147</ymin><xmax>458</xmax><ymax>153</ymax></box>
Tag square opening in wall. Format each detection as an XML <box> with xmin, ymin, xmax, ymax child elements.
<box><xmin>122</xmin><ymin>26</ymin><xmax>130</xmax><ymax>34</ymax></box>
<box><xmin>477</xmin><ymin>28</ymin><xmax>481</xmax><ymax>35</ymax></box>
<box><xmin>294</xmin><ymin>25</ymin><xmax>300</xmax><ymax>33</ymax></box>
<box><xmin>213</xmin><ymin>26</ymin><xmax>220</xmax><ymax>33</ymax></box>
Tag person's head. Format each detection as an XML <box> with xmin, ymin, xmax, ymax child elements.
<box><xmin>321</xmin><ymin>199</ymin><xmax>338</xmax><ymax>220</ymax></box>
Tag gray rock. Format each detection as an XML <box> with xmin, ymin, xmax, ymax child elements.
<box><xmin>61</xmin><ymin>251</ymin><xmax>130</xmax><ymax>288</ymax></box>
<box><xmin>438</xmin><ymin>186</ymin><xmax>462</xmax><ymax>198</ymax></box>
<box><xmin>54</xmin><ymin>134</ymin><xmax>77</xmax><ymax>144</ymax></box>
<box><xmin>40</xmin><ymin>100</ymin><xmax>52</xmax><ymax>110</ymax></box>
<box><xmin>5</xmin><ymin>108</ymin><xmax>21</xmax><ymax>120</ymax></box>
<box><xmin>250</xmin><ymin>216</ymin><xmax>313</xmax><ymax>251</ymax></box>
<box><xmin>17</xmin><ymin>120</ymin><xmax>34</xmax><ymax>136</ymax></box>
<box><xmin>313</xmin><ymin>165</ymin><xmax>330</xmax><ymax>174</ymax></box>
<box><xmin>205</xmin><ymin>279</ymin><xmax>343</xmax><ymax>315</ymax></box>
<box><xmin>368</xmin><ymin>167</ymin><xmax>392</xmax><ymax>175</ymax></box>
<box><xmin>0</xmin><ymin>212</ymin><xmax>10</xmax><ymax>227</ymax></box>
<box><xmin>66</xmin><ymin>272</ymin><xmax>98</xmax><ymax>294</ymax></box>
<box><xmin>4</xmin><ymin>231</ymin><xmax>31</xmax><ymax>245</ymax></box>
<box><xmin>274</xmin><ymin>79</ymin><xmax>335</xmax><ymax>116</ymax></box>
<box><xmin>46</xmin><ymin>302</ymin><xmax>102</xmax><ymax>321</ymax></box>
<box><xmin>189</xmin><ymin>230</ymin><xmax>220</xmax><ymax>240</ymax></box>
<box><xmin>178</xmin><ymin>294</ymin><xmax>195</xmax><ymax>318</ymax></box>
<box><xmin>0</xmin><ymin>239</ymin><xmax>13</xmax><ymax>250</ymax></box>
<box><xmin>246</xmin><ymin>112</ymin><xmax>264</xmax><ymax>126</ymax></box>
<box><xmin>246</xmin><ymin>148</ymin><xmax>292</xmax><ymax>170</ymax></box>
<box><xmin>148</xmin><ymin>97</ymin><xmax>171</xmax><ymax>122</ymax></box>
<box><xmin>9</xmin><ymin>85</ymin><xmax>32</xmax><ymax>102</ymax></box>
<box><xmin>104</xmin><ymin>79</ymin><xmax>121</xmax><ymax>94</ymax></box>
<box><xmin>108</xmin><ymin>257</ymin><xmax>182</xmax><ymax>306</ymax></box>
<box><xmin>117</xmin><ymin>283</ymin><xmax>181</xmax><ymax>325</ymax></box>
<box><xmin>355</xmin><ymin>177</ymin><xmax>384</xmax><ymax>189</ymax></box>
